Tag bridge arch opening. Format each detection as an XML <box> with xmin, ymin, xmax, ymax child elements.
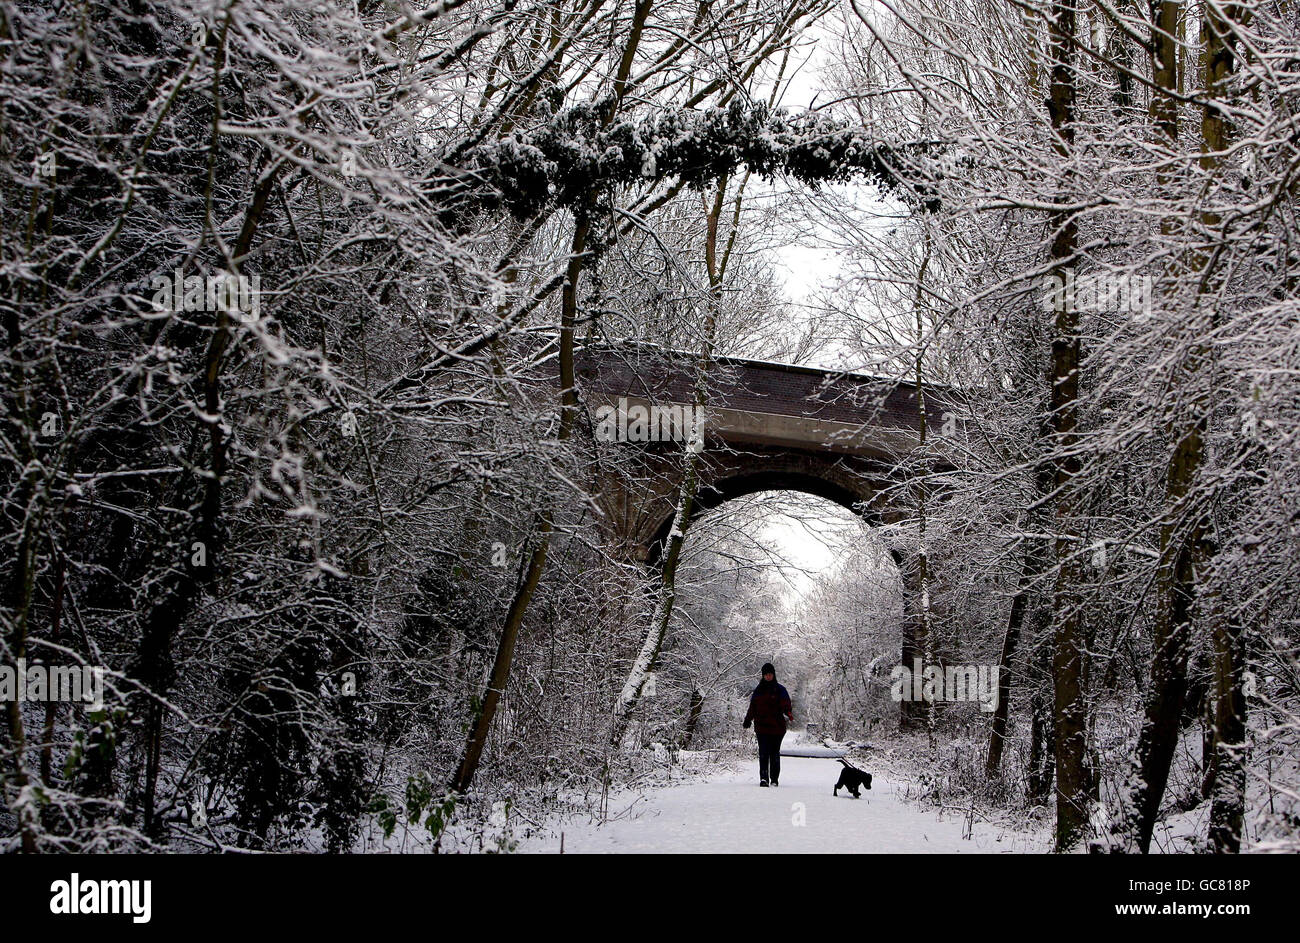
<box><xmin>655</xmin><ymin>488</ymin><xmax>906</xmax><ymax>748</ymax></box>
<box><xmin>644</xmin><ymin>465</ymin><xmax>887</xmax><ymax>570</ymax></box>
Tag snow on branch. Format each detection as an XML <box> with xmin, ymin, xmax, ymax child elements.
<box><xmin>457</xmin><ymin>101</ymin><xmax>945</xmax><ymax>219</ymax></box>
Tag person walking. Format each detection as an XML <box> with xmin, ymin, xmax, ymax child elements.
<box><xmin>742</xmin><ymin>662</ymin><xmax>792</xmax><ymax>787</ymax></box>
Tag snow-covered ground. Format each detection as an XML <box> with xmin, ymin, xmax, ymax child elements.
<box><xmin>515</xmin><ymin>751</ymin><xmax>1048</xmax><ymax>854</ymax></box>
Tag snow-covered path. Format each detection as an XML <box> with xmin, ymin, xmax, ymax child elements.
<box><xmin>518</xmin><ymin>754</ymin><xmax>1046</xmax><ymax>854</ymax></box>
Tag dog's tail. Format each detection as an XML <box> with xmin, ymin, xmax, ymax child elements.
<box><xmin>838</xmin><ymin>757</ymin><xmax>861</xmax><ymax>771</ymax></box>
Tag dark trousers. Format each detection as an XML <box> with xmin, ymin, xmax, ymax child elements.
<box><xmin>756</xmin><ymin>732</ymin><xmax>784</xmax><ymax>783</ymax></box>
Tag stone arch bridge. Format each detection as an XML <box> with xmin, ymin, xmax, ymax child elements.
<box><xmin>569</xmin><ymin>343</ymin><xmax>959</xmax><ymax>566</ymax></box>
<box><xmin>537</xmin><ymin>341</ymin><xmax>965</xmax><ymax>728</ymax></box>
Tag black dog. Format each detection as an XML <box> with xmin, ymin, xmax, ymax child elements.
<box><xmin>833</xmin><ymin>759</ymin><xmax>873</xmax><ymax>798</ymax></box>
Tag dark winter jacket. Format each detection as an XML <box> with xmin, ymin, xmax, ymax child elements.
<box><xmin>744</xmin><ymin>679</ymin><xmax>792</xmax><ymax>735</ymax></box>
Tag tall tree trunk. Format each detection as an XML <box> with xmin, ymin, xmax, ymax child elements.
<box><xmin>1120</xmin><ymin>0</ymin><xmax>1246</xmax><ymax>855</ymax></box>
<box><xmin>609</xmin><ymin>169</ymin><xmax>738</xmax><ymax>745</ymax></box>
<box><xmin>1202</xmin><ymin>0</ymin><xmax>1249</xmax><ymax>854</ymax></box>
<box><xmin>1127</xmin><ymin>502</ymin><xmax>1203</xmax><ymax>852</ymax></box>
<box><xmin>450</xmin><ymin>207</ymin><xmax>588</xmax><ymax>794</ymax></box>
<box><xmin>39</xmin><ymin>553</ymin><xmax>66</xmax><ymax>786</ymax></box>
<box><xmin>898</xmin><ymin>559</ymin><xmax>926</xmax><ymax>730</ymax></box>
<box><xmin>609</xmin><ymin>446</ymin><xmax>703</xmax><ymax>746</ymax></box>
<box><xmin>1045</xmin><ymin>0</ymin><xmax>1088</xmax><ymax>852</ymax></box>
<box><xmin>1208</xmin><ymin>606</ymin><xmax>1247</xmax><ymax>852</ymax></box>
<box><xmin>986</xmin><ymin>586</ymin><xmax>1023</xmax><ymax>777</ymax></box>
<box><xmin>988</xmin><ymin>448</ymin><xmax>1053</xmax><ymax>776</ymax></box>
<box><xmin>681</xmin><ymin>688</ymin><xmax>705</xmax><ymax>750</ymax></box>
<box><xmin>987</xmin><ymin>540</ymin><xmax>1042</xmax><ymax>776</ymax></box>
<box><xmin>450</xmin><ymin>1</ymin><xmax>655</xmax><ymax>790</ymax></box>
<box><xmin>1028</xmin><ymin>671</ymin><xmax>1056</xmax><ymax>805</ymax></box>
<box><xmin>450</xmin><ymin>513</ymin><xmax>553</xmax><ymax>792</ymax></box>
<box><xmin>1113</xmin><ymin>0</ymin><xmax>1192</xmax><ymax>854</ymax></box>
<box><xmin>905</xmin><ymin>224</ymin><xmax>935</xmax><ymax>740</ymax></box>
<box><xmin>1200</xmin><ymin>680</ymin><xmax>1217</xmax><ymax>799</ymax></box>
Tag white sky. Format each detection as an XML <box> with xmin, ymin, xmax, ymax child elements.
<box><xmin>765</xmin><ymin>19</ymin><xmax>842</xmax><ymax>311</ymax></box>
<box><xmin>757</xmin><ymin>499</ymin><xmax>862</xmax><ymax>604</ymax></box>
<box><xmin>757</xmin><ymin>18</ymin><xmax>901</xmax><ymax>371</ymax></box>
